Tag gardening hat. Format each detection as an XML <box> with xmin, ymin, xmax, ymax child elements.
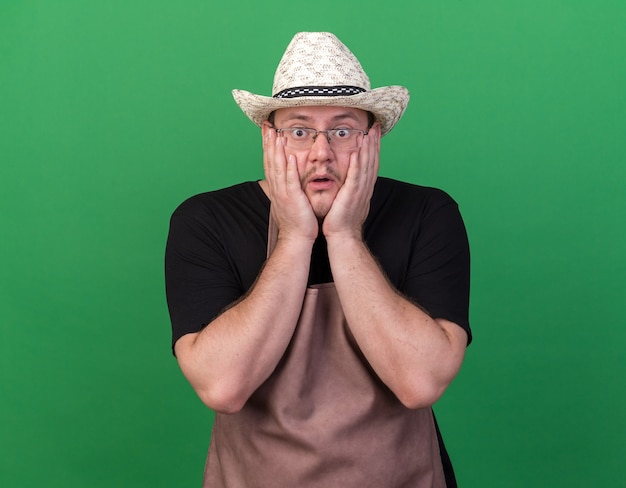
<box><xmin>232</xmin><ymin>32</ymin><xmax>409</xmax><ymax>136</ymax></box>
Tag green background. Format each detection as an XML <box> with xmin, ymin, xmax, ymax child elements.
<box><xmin>1</xmin><ymin>1</ymin><xmax>624</xmax><ymax>486</ymax></box>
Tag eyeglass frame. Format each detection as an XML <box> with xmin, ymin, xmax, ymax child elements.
<box><xmin>270</xmin><ymin>126</ymin><xmax>370</xmax><ymax>150</ymax></box>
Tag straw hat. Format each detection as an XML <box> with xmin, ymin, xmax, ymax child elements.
<box><xmin>232</xmin><ymin>32</ymin><xmax>409</xmax><ymax>136</ymax></box>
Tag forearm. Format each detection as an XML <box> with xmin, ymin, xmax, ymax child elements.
<box><xmin>175</xmin><ymin>236</ymin><xmax>313</xmax><ymax>413</ymax></box>
<box><xmin>327</xmin><ymin>236</ymin><xmax>467</xmax><ymax>409</ymax></box>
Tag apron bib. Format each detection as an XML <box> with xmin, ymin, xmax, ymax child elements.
<box><xmin>202</xmin><ymin>216</ymin><xmax>445</xmax><ymax>487</ymax></box>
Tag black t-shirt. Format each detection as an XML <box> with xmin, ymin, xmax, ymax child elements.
<box><xmin>165</xmin><ymin>177</ymin><xmax>471</xmax><ymax>347</ymax></box>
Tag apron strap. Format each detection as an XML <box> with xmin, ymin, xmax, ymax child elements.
<box><xmin>266</xmin><ymin>207</ymin><xmax>279</xmax><ymax>259</ymax></box>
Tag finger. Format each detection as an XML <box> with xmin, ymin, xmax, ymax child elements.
<box><xmin>352</xmin><ymin>134</ymin><xmax>371</xmax><ymax>189</ymax></box>
<box><xmin>264</xmin><ymin>131</ymin><xmax>289</xmax><ymax>196</ymax></box>
<box><xmin>357</xmin><ymin>131</ymin><xmax>378</xmax><ymax>177</ymax></box>
<box><xmin>284</xmin><ymin>153</ymin><xmax>301</xmax><ymax>191</ymax></box>
<box><xmin>367</xmin><ymin>133</ymin><xmax>379</xmax><ymax>182</ymax></box>
<box><xmin>346</xmin><ymin>134</ymin><xmax>377</xmax><ymax>203</ymax></box>
<box><xmin>272</xmin><ymin>135</ymin><xmax>289</xmax><ymax>194</ymax></box>
<box><xmin>262</xmin><ymin>129</ymin><xmax>273</xmax><ymax>181</ymax></box>
<box><xmin>263</xmin><ymin>128</ymin><xmax>279</xmax><ymax>182</ymax></box>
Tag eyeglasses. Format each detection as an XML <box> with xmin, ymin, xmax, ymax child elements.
<box><xmin>273</xmin><ymin>127</ymin><xmax>369</xmax><ymax>150</ymax></box>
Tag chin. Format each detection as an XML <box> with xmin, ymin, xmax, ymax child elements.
<box><xmin>309</xmin><ymin>197</ymin><xmax>334</xmax><ymax>219</ymax></box>
<box><xmin>307</xmin><ymin>191</ymin><xmax>337</xmax><ymax>217</ymax></box>
<box><xmin>312</xmin><ymin>206</ymin><xmax>330</xmax><ymax>219</ymax></box>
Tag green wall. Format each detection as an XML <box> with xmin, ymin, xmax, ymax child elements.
<box><xmin>1</xmin><ymin>1</ymin><xmax>624</xmax><ymax>486</ymax></box>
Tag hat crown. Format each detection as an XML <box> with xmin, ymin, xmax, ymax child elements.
<box><xmin>272</xmin><ymin>32</ymin><xmax>371</xmax><ymax>96</ymax></box>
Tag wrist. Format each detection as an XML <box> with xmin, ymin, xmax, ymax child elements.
<box><xmin>325</xmin><ymin>232</ymin><xmax>366</xmax><ymax>255</ymax></box>
<box><xmin>275</xmin><ymin>233</ymin><xmax>317</xmax><ymax>251</ymax></box>
<box><xmin>323</xmin><ymin>226</ymin><xmax>363</xmax><ymax>244</ymax></box>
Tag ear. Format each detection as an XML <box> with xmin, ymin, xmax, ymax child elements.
<box><xmin>261</xmin><ymin>120</ymin><xmax>274</xmax><ymax>138</ymax></box>
<box><xmin>370</xmin><ymin>121</ymin><xmax>382</xmax><ymax>142</ymax></box>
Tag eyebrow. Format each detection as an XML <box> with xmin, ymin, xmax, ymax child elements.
<box><xmin>280</xmin><ymin>112</ymin><xmax>363</xmax><ymax>125</ymax></box>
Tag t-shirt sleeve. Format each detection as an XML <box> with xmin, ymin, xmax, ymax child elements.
<box><xmin>404</xmin><ymin>193</ymin><xmax>472</xmax><ymax>343</ymax></box>
<box><xmin>164</xmin><ymin>199</ymin><xmax>244</xmax><ymax>351</ymax></box>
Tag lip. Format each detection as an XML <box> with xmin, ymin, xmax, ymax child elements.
<box><xmin>306</xmin><ymin>174</ymin><xmax>336</xmax><ymax>191</ymax></box>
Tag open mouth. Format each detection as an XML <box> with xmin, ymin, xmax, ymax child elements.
<box><xmin>308</xmin><ymin>176</ymin><xmax>334</xmax><ymax>190</ymax></box>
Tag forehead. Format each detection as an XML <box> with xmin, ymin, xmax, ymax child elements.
<box><xmin>273</xmin><ymin>106</ymin><xmax>369</xmax><ymax>125</ymax></box>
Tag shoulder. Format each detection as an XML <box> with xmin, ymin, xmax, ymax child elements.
<box><xmin>167</xmin><ymin>181</ymin><xmax>270</xmax><ymax>262</ymax></box>
<box><xmin>371</xmin><ymin>177</ymin><xmax>459</xmax><ymax>221</ymax></box>
<box><xmin>171</xmin><ymin>181</ymin><xmax>267</xmax><ymax>220</ymax></box>
<box><xmin>374</xmin><ymin>177</ymin><xmax>456</xmax><ymax>202</ymax></box>
<box><xmin>365</xmin><ymin>177</ymin><xmax>468</xmax><ymax>280</ymax></box>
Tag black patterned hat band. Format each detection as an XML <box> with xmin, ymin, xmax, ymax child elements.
<box><xmin>273</xmin><ymin>86</ymin><xmax>366</xmax><ymax>99</ymax></box>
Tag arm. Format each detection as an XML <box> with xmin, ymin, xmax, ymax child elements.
<box><xmin>174</xmin><ymin>130</ymin><xmax>318</xmax><ymax>414</ymax></box>
<box><xmin>326</xmin><ymin>237</ymin><xmax>467</xmax><ymax>409</ymax></box>
<box><xmin>323</xmin><ymin>129</ymin><xmax>467</xmax><ymax>409</ymax></box>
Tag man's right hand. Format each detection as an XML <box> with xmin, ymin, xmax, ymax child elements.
<box><xmin>262</xmin><ymin>127</ymin><xmax>319</xmax><ymax>243</ymax></box>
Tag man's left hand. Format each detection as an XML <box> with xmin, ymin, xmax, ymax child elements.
<box><xmin>322</xmin><ymin>127</ymin><xmax>380</xmax><ymax>240</ymax></box>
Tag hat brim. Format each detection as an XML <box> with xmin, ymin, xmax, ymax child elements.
<box><xmin>232</xmin><ymin>86</ymin><xmax>409</xmax><ymax>137</ymax></box>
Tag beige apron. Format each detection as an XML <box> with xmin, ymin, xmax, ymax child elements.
<box><xmin>202</xmin><ymin>216</ymin><xmax>446</xmax><ymax>487</ymax></box>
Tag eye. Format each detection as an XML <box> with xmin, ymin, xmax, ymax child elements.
<box><xmin>290</xmin><ymin>128</ymin><xmax>309</xmax><ymax>139</ymax></box>
<box><xmin>333</xmin><ymin>129</ymin><xmax>351</xmax><ymax>139</ymax></box>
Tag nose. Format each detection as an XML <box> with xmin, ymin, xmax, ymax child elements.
<box><xmin>308</xmin><ymin>131</ymin><xmax>333</xmax><ymax>160</ymax></box>
<box><xmin>312</xmin><ymin>130</ymin><xmax>332</xmax><ymax>145</ymax></box>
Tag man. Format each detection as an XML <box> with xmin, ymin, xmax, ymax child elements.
<box><xmin>165</xmin><ymin>32</ymin><xmax>471</xmax><ymax>487</ymax></box>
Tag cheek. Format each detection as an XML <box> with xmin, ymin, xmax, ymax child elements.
<box><xmin>335</xmin><ymin>156</ymin><xmax>352</xmax><ymax>183</ymax></box>
<box><xmin>296</xmin><ymin>160</ymin><xmax>309</xmax><ymax>186</ymax></box>
<box><xmin>296</xmin><ymin>157</ymin><xmax>308</xmax><ymax>175</ymax></box>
